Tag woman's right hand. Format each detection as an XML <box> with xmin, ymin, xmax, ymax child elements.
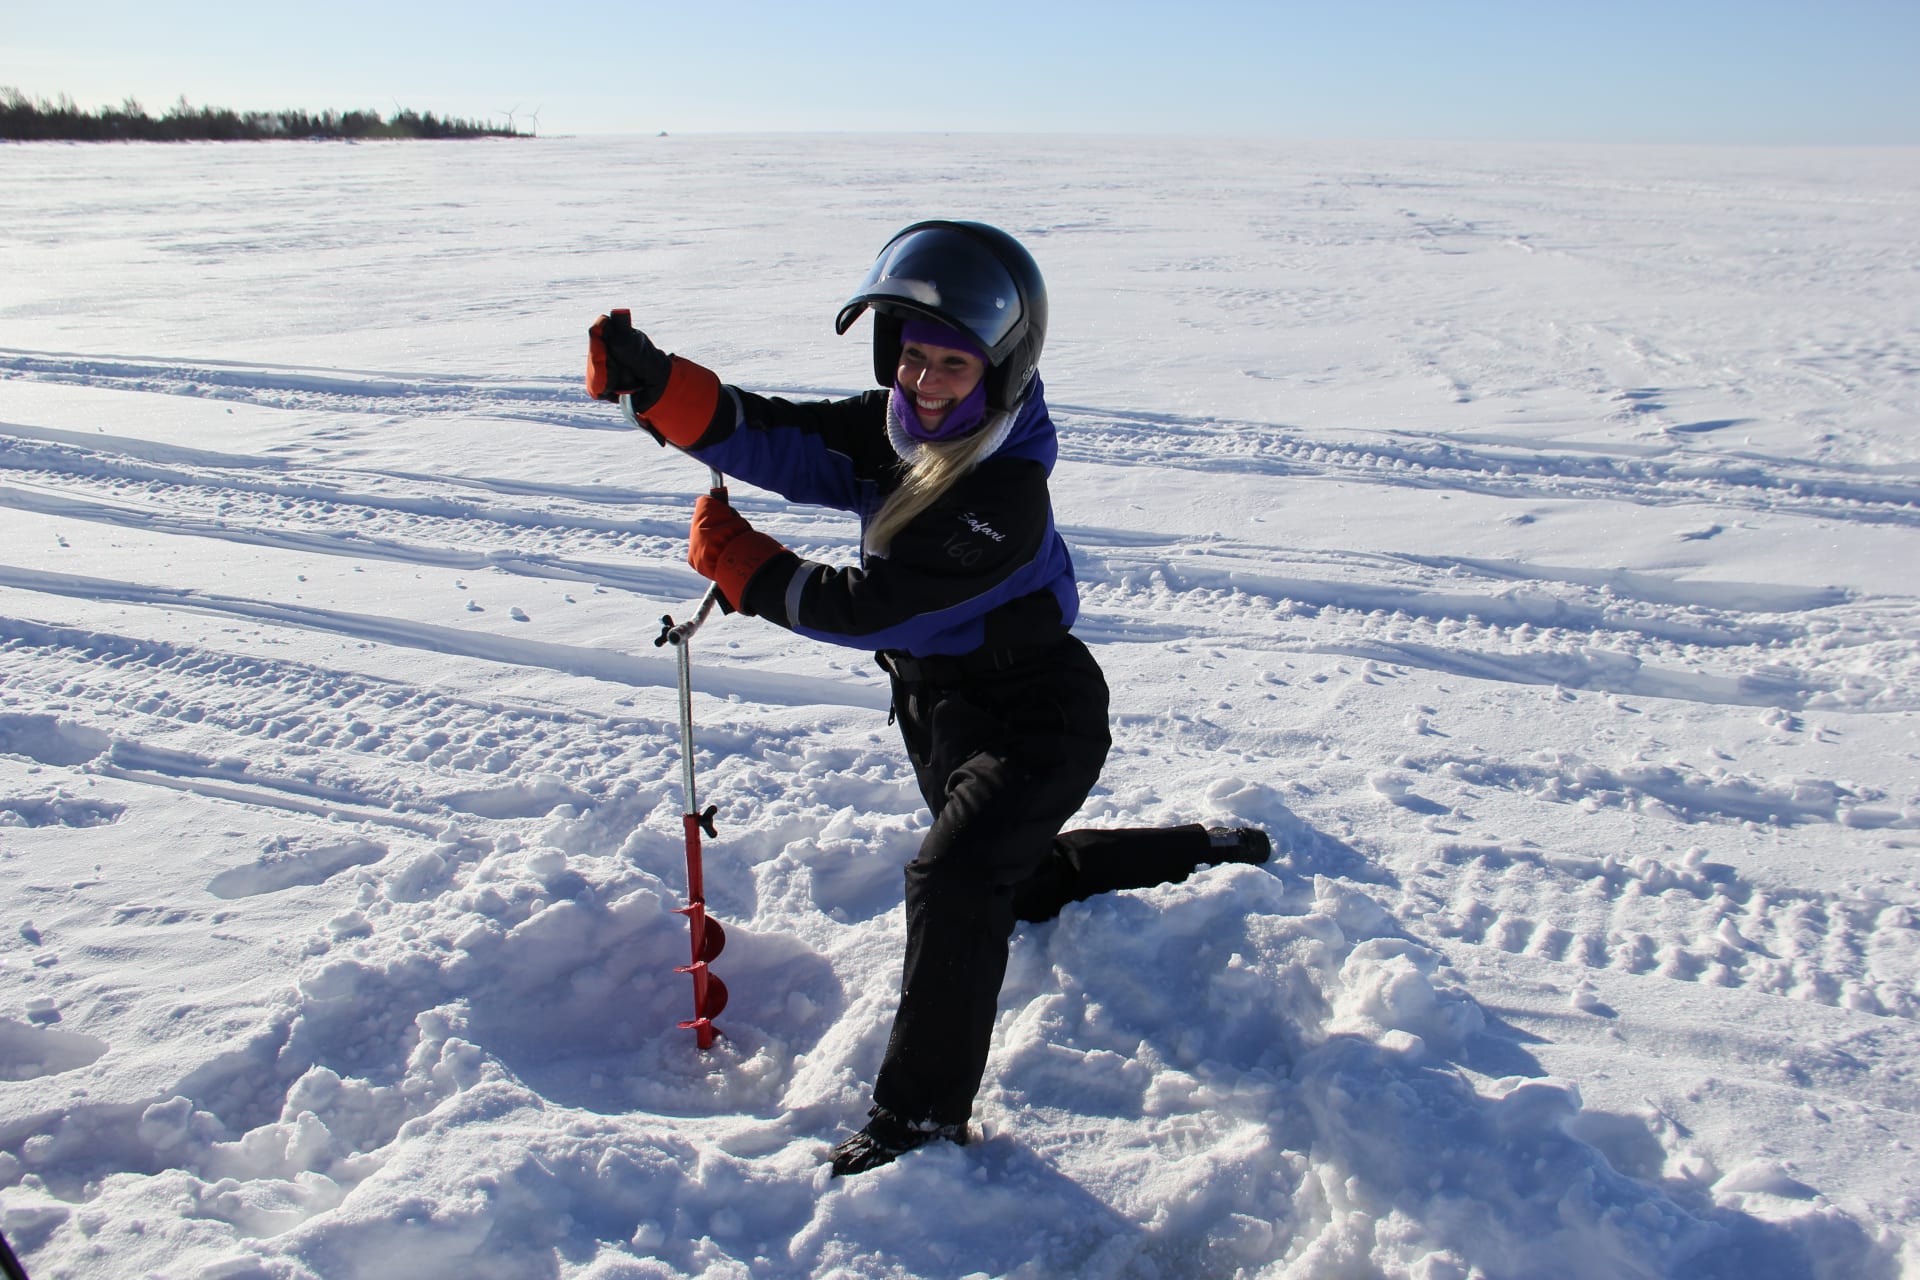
<box><xmin>587</xmin><ymin>310</ymin><xmax>724</xmax><ymax>449</ymax></box>
<box><xmin>587</xmin><ymin>309</ymin><xmax>673</xmax><ymax>409</ymax></box>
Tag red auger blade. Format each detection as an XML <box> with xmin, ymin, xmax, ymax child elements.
<box><xmin>697</xmin><ymin>915</ymin><xmax>726</xmax><ymax>962</ymax></box>
<box><xmin>675</xmin><ymin>963</ymin><xmax>729</xmax><ymax>1048</ymax></box>
<box><xmin>674</xmin><ymin>898</ymin><xmax>726</xmax><ymax>1049</ymax></box>
<box><xmin>675</xmin><ymin>904</ymin><xmax>727</xmax><ymax>963</ymax></box>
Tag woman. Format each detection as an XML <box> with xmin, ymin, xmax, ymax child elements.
<box><xmin>587</xmin><ymin>221</ymin><xmax>1270</xmax><ymax>1175</ymax></box>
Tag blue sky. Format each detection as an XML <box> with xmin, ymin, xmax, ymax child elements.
<box><xmin>5</xmin><ymin>0</ymin><xmax>1916</xmax><ymax>144</ymax></box>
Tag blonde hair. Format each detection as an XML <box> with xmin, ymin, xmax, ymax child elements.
<box><xmin>864</xmin><ymin>413</ymin><xmax>1008</xmax><ymax>557</ymax></box>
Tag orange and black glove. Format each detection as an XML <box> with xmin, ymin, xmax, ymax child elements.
<box><xmin>587</xmin><ymin>309</ymin><xmax>722</xmax><ymax>448</ymax></box>
<box><xmin>688</xmin><ymin>494</ymin><xmax>787</xmax><ymax>613</ymax></box>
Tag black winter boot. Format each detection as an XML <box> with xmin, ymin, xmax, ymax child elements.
<box><xmin>1206</xmin><ymin>826</ymin><xmax>1272</xmax><ymax>865</ymax></box>
<box><xmin>828</xmin><ymin>1106</ymin><xmax>968</xmax><ymax>1176</ymax></box>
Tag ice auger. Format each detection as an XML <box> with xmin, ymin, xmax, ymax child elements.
<box><xmin>626</xmin><ymin>391</ymin><xmax>731</xmax><ymax>1050</ymax></box>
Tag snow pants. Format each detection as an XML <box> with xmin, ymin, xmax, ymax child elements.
<box><xmin>872</xmin><ymin>634</ymin><xmax>1224</xmax><ymax>1127</ymax></box>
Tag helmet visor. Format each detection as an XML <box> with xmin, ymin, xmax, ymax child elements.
<box><xmin>835</xmin><ymin>226</ymin><xmax>1026</xmax><ymax>359</ymax></box>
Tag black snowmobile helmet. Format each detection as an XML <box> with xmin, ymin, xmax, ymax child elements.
<box><xmin>834</xmin><ymin>220</ymin><xmax>1048</xmax><ymax>413</ymax></box>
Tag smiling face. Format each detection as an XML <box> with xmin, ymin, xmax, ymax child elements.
<box><xmin>897</xmin><ymin>340</ymin><xmax>986</xmax><ymax>433</ymax></box>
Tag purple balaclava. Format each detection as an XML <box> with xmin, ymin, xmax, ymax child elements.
<box><xmin>892</xmin><ymin>317</ymin><xmax>990</xmax><ymax>442</ymax></box>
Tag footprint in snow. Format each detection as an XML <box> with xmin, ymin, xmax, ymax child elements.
<box><xmin>1369</xmin><ymin>770</ymin><xmax>1450</xmax><ymax>816</ymax></box>
<box><xmin>0</xmin><ymin>1018</ymin><xmax>110</xmax><ymax>1080</ymax></box>
<box><xmin>206</xmin><ymin>837</ymin><xmax>388</xmax><ymax>899</ymax></box>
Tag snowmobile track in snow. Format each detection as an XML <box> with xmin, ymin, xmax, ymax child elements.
<box><xmin>9</xmin><ymin>349</ymin><xmax>1920</xmax><ymax>525</ymax></box>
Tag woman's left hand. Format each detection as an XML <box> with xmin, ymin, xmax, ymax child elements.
<box><xmin>689</xmin><ymin>495</ymin><xmax>788</xmax><ymax>612</ymax></box>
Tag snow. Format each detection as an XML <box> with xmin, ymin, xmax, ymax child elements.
<box><xmin>1</xmin><ymin>133</ymin><xmax>1917</xmax><ymax>1278</ymax></box>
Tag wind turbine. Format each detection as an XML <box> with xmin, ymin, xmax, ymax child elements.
<box><xmin>499</xmin><ymin>103</ymin><xmax>520</xmax><ymax>135</ymax></box>
<box><xmin>527</xmin><ymin>105</ymin><xmax>542</xmax><ymax>137</ymax></box>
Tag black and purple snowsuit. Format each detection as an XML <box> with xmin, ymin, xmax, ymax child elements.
<box><xmin>677</xmin><ymin>377</ymin><xmax>1224</xmax><ymax>1126</ymax></box>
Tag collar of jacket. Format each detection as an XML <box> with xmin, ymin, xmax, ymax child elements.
<box><xmin>883</xmin><ymin>375</ymin><xmax>1052</xmax><ymax>469</ymax></box>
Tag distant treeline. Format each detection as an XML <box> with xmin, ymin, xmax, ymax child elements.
<box><xmin>1</xmin><ymin>88</ymin><xmax>522</xmax><ymax>141</ymax></box>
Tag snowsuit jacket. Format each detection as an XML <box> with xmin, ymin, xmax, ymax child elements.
<box><xmin>677</xmin><ymin>378</ymin><xmax>1079</xmax><ymax>660</ymax></box>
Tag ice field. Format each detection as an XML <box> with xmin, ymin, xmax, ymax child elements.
<box><xmin>1</xmin><ymin>134</ymin><xmax>1917</xmax><ymax>1278</ymax></box>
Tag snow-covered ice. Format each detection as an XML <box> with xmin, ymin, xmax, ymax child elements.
<box><xmin>1</xmin><ymin>134</ymin><xmax>1917</xmax><ymax>1278</ymax></box>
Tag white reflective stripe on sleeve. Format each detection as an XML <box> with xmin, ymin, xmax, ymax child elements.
<box><xmin>784</xmin><ymin>561</ymin><xmax>812</xmax><ymax>623</ymax></box>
